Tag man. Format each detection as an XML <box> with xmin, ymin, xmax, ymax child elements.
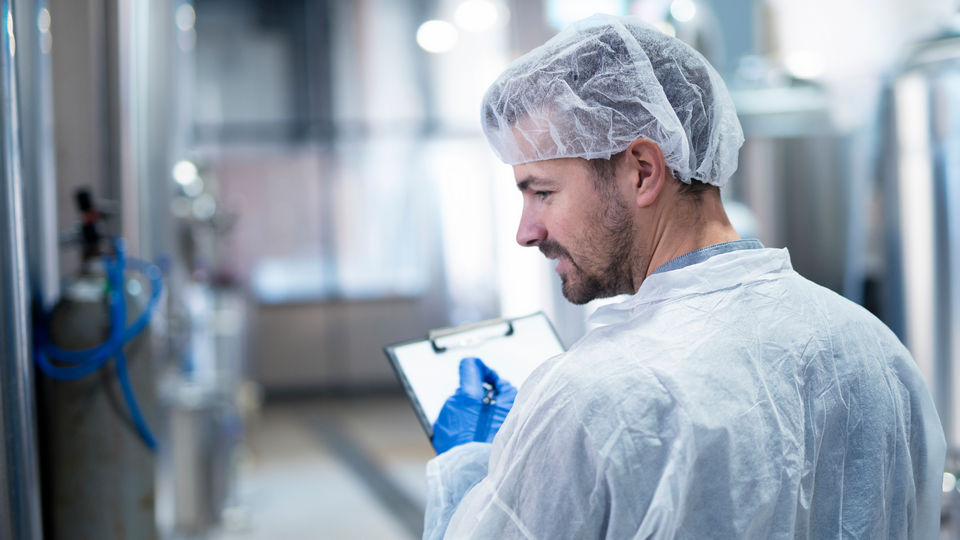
<box><xmin>424</xmin><ymin>14</ymin><xmax>945</xmax><ymax>539</ymax></box>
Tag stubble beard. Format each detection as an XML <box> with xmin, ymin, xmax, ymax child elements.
<box><xmin>543</xmin><ymin>195</ymin><xmax>637</xmax><ymax>305</ymax></box>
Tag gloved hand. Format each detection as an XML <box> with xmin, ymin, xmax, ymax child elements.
<box><xmin>432</xmin><ymin>357</ymin><xmax>518</xmax><ymax>455</ymax></box>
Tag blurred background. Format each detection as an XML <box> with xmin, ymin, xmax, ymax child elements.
<box><xmin>3</xmin><ymin>0</ymin><xmax>960</xmax><ymax>538</ymax></box>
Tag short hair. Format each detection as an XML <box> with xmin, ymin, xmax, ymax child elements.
<box><xmin>587</xmin><ymin>152</ymin><xmax>717</xmax><ymax>200</ymax></box>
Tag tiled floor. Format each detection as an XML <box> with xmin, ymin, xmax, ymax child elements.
<box><xmin>212</xmin><ymin>394</ymin><xmax>436</xmax><ymax>540</ymax></box>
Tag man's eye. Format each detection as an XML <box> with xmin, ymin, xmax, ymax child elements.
<box><xmin>535</xmin><ymin>191</ymin><xmax>551</xmax><ymax>200</ymax></box>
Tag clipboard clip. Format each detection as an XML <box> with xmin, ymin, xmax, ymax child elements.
<box><xmin>429</xmin><ymin>318</ymin><xmax>515</xmax><ymax>353</ymax></box>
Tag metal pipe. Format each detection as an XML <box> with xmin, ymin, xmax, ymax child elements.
<box><xmin>0</xmin><ymin>0</ymin><xmax>44</xmax><ymax>538</ymax></box>
<box><xmin>16</xmin><ymin>0</ymin><xmax>59</xmax><ymax>309</ymax></box>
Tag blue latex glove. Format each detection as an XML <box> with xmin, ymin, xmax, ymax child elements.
<box><xmin>432</xmin><ymin>357</ymin><xmax>518</xmax><ymax>454</ymax></box>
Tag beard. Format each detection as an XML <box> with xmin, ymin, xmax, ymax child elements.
<box><xmin>540</xmin><ymin>195</ymin><xmax>636</xmax><ymax>305</ymax></box>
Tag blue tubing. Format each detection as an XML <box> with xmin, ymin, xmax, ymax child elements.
<box><xmin>115</xmin><ymin>349</ymin><xmax>157</xmax><ymax>450</ymax></box>
<box><xmin>35</xmin><ymin>237</ymin><xmax>162</xmax><ymax>450</ymax></box>
<box><xmin>38</xmin><ymin>250</ymin><xmax>125</xmax><ymax>364</ymax></box>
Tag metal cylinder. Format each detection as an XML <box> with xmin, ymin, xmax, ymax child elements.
<box><xmin>159</xmin><ymin>381</ymin><xmax>227</xmax><ymax>535</ymax></box>
<box><xmin>41</xmin><ymin>268</ymin><xmax>158</xmax><ymax>540</ymax></box>
<box><xmin>0</xmin><ymin>0</ymin><xmax>44</xmax><ymax>538</ymax></box>
<box><xmin>882</xmin><ymin>29</ymin><xmax>960</xmax><ymax>449</ymax></box>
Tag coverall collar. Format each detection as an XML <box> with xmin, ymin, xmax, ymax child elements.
<box><xmin>588</xmin><ymin>244</ymin><xmax>794</xmax><ymax>326</ymax></box>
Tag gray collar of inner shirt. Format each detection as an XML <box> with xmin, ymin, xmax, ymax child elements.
<box><xmin>651</xmin><ymin>239</ymin><xmax>764</xmax><ymax>275</ymax></box>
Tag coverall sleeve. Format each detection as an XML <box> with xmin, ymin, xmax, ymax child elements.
<box><xmin>438</xmin><ymin>368</ymin><xmax>684</xmax><ymax>539</ymax></box>
<box><xmin>423</xmin><ymin>442</ymin><xmax>493</xmax><ymax>540</ymax></box>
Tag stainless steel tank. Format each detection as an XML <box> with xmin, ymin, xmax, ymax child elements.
<box><xmin>881</xmin><ymin>21</ymin><xmax>960</xmax><ymax>452</ymax></box>
<box><xmin>730</xmin><ymin>81</ymin><xmax>853</xmax><ymax>295</ymax></box>
<box><xmin>881</xmin><ymin>25</ymin><xmax>960</xmax><ymax>535</ymax></box>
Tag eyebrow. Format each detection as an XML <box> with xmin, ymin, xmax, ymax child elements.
<box><xmin>516</xmin><ymin>175</ymin><xmax>552</xmax><ymax>191</ymax></box>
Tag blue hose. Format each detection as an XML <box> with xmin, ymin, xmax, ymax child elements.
<box><xmin>35</xmin><ymin>237</ymin><xmax>163</xmax><ymax>451</ymax></box>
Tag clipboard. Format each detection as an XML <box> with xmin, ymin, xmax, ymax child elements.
<box><xmin>383</xmin><ymin>312</ymin><xmax>565</xmax><ymax>440</ymax></box>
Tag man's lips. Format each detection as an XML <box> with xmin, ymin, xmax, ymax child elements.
<box><xmin>540</xmin><ymin>243</ymin><xmax>570</xmax><ymax>273</ymax></box>
<box><xmin>539</xmin><ymin>243</ymin><xmax>564</xmax><ymax>260</ymax></box>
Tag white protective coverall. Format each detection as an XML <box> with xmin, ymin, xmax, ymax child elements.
<box><xmin>424</xmin><ymin>247</ymin><xmax>946</xmax><ymax>539</ymax></box>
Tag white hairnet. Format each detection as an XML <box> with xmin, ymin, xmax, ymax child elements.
<box><xmin>481</xmin><ymin>14</ymin><xmax>744</xmax><ymax>186</ymax></box>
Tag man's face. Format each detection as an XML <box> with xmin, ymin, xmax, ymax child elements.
<box><xmin>513</xmin><ymin>158</ymin><xmax>637</xmax><ymax>304</ymax></box>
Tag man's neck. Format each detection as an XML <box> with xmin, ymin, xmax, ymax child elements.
<box><xmin>637</xmin><ymin>191</ymin><xmax>740</xmax><ymax>283</ymax></box>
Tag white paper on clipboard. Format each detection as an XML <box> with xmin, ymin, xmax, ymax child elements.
<box><xmin>384</xmin><ymin>312</ymin><xmax>565</xmax><ymax>439</ymax></box>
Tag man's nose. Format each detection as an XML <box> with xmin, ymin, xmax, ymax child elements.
<box><xmin>516</xmin><ymin>208</ymin><xmax>546</xmax><ymax>247</ymax></box>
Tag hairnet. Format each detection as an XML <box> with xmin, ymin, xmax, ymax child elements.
<box><xmin>481</xmin><ymin>14</ymin><xmax>744</xmax><ymax>186</ymax></box>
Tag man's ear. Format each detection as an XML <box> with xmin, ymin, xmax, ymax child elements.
<box><xmin>623</xmin><ymin>138</ymin><xmax>668</xmax><ymax>208</ymax></box>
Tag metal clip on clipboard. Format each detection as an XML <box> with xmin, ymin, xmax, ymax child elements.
<box><xmin>429</xmin><ymin>318</ymin><xmax>515</xmax><ymax>353</ymax></box>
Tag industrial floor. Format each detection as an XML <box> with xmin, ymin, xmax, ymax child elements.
<box><xmin>211</xmin><ymin>394</ymin><xmax>435</xmax><ymax>540</ymax></box>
